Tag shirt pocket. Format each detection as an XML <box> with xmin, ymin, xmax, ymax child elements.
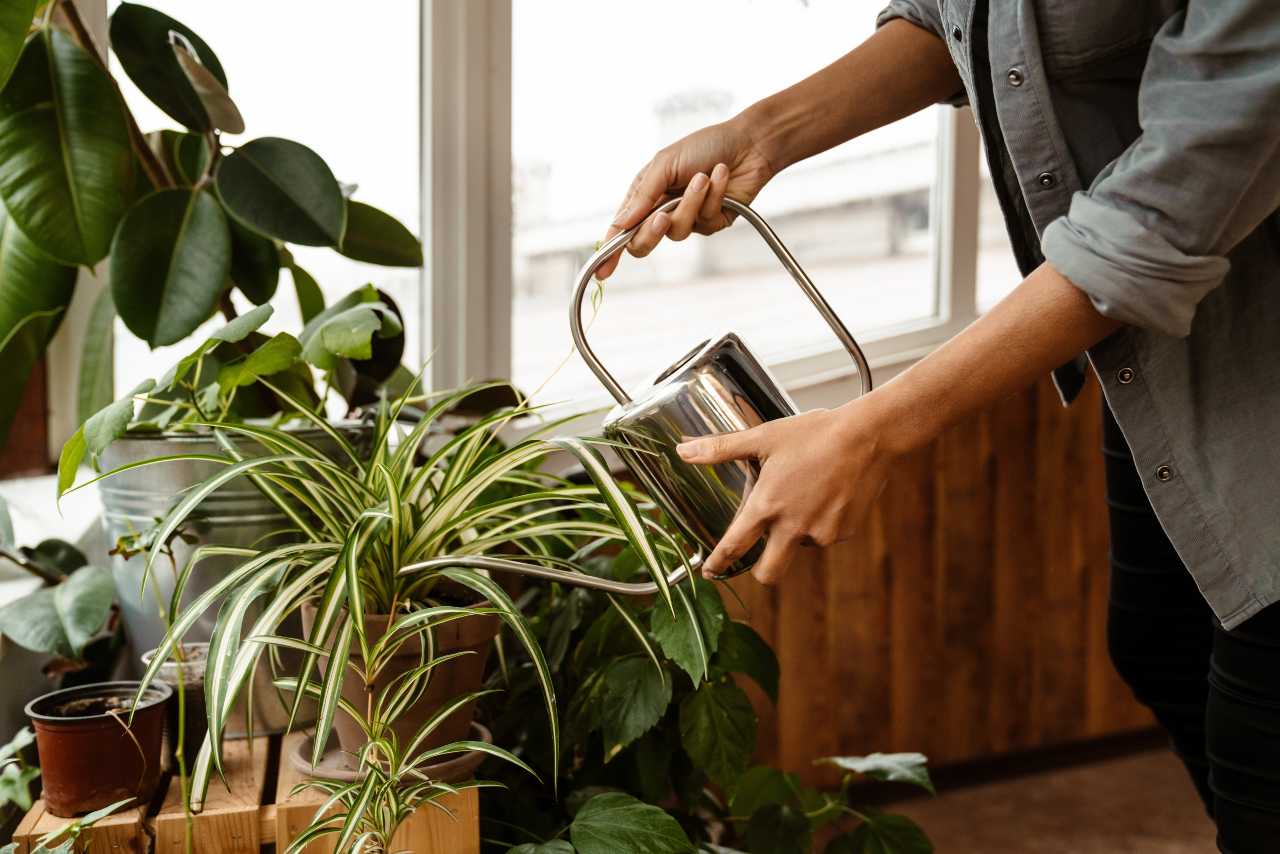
<box><xmin>1032</xmin><ymin>0</ymin><xmax>1172</xmax><ymax>73</ymax></box>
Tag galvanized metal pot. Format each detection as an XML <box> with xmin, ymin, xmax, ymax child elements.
<box><xmin>99</xmin><ymin>426</ymin><xmax>360</xmax><ymax>736</ymax></box>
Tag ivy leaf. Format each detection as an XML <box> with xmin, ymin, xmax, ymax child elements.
<box><xmin>818</xmin><ymin>753</ymin><xmax>935</xmax><ymax>795</ymax></box>
<box><xmin>216</xmin><ymin>332</ymin><xmax>300</xmax><ymax>394</ymax></box>
<box><xmin>568</xmin><ymin>792</ymin><xmax>692</xmax><ymax>854</ymax></box>
<box><xmin>0</xmin><ymin>761</ymin><xmax>39</xmax><ymax>811</ymax></box>
<box><xmin>0</xmin><ymin>565</ymin><xmax>114</xmax><ymax>658</ymax></box>
<box><xmin>650</xmin><ymin>578</ymin><xmax>726</xmax><ymax>685</ymax></box>
<box><xmin>598</xmin><ymin>655</ymin><xmax>671</xmax><ymax>758</ymax></box>
<box><xmin>837</xmin><ymin>812</ymin><xmax>933</xmax><ymax>854</ymax></box>
<box><xmin>507</xmin><ymin>842</ymin><xmax>575</xmax><ymax>854</ymax></box>
<box><xmin>745</xmin><ymin>804</ymin><xmax>811</xmax><ymax>854</ymax></box>
<box><xmin>679</xmin><ymin>679</ymin><xmax>757</xmax><ymax>788</ymax></box>
<box><xmin>713</xmin><ymin>621</ymin><xmax>779</xmax><ymax>702</ymax></box>
<box><xmin>728</xmin><ymin>765</ymin><xmax>800</xmax><ymax>821</ymax></box>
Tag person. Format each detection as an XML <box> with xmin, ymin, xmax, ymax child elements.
<box><xmin>598</xmin><ymin>3</ymin><xmax>1280</xmax><ymax>851</ymax></box>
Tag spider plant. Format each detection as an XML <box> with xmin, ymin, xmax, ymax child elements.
<box><xmin>62</xmin><ymin>329</ymin><xmax>694</xmax><ymax>848</ymax></box>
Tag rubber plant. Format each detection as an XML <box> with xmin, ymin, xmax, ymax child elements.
<box><xmin>56</xmin><ymin>323</ymin><xmax>697</xmax><ymax>851</ymax></box>
<box><xmin>479</xmin><ymin>559</ymin><xmax>936</xmax><ymax>854</ymax></box>
<box><xmin>0</xmin><ymin>0</ymin><xmax>421</xmax><ymax>445</ymax></box>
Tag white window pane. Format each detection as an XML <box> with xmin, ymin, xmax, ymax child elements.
<box><xmin>511</xmin><ymin>0</ymin><xmax>938</xmax><ymax>405</ymax></box>
<box><xmin>107</xmin><ymin>1</ymin><xmax>421</xmax><ymax>395</ymax></box>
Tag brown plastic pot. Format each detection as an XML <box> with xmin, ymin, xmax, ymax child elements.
<box><xmin>302</xmin><ymin>601</ymin><xmax>500</xmax><ymax>768</ymax></box>
<box><xmin>25</xmin><ymin>680</ymin><xmax>172</xmax><ymax>817</ymax></box>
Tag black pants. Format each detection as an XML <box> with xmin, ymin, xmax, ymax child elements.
<box><xmin>1103</xmin><ymin>403</ymin><xmax>1280</xmax><ymax>853</ymax></box>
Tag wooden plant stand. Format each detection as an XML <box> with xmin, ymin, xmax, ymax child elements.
<box><xmin>12</xmin><ymin>733</ymin><xmax>479</xmax><ymax>853</ymax></box>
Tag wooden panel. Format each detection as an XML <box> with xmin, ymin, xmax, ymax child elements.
<box><xmin>0</xmin><ymin>359</ymin><xmax>50</xmax><ymax>479</ymax></box>
<box><xmin>153</xmin><ymin>738</ymin><xmax>269</xmax><ymax>853</ymax></box>
<box><xmin>12</xmin><ymin>799</ymin><xmax>149</xmax><ymax>853</ymax></box>
<box><xmin>727</xmin><ymin>376</ymin><xmax>1151</xmax><ymax>785</ymax></box>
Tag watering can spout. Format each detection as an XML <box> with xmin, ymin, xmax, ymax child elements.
<box><xmin>399</xmin><ymin>554</ymin><xmax>698</xmax><ymax>596</ymax></box>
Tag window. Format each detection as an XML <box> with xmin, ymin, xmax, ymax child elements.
<box><xmin>509</xmin><ymin>0</ymin><xmax>940</xmax><ymax>406</ymax></box>
<box><xmin>976</xmin><ymin>161</ymin><xmax>1021</xmax><ymax>310</ymax></box>
<box><xmin>107</xmin><ymin>1</ymin><xmax>423</xmax><ymax>394</ymax></box>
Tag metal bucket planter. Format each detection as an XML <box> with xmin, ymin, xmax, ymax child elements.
<box><xmin>99</xmin><ymin>425</ymin><xmax>363</xmax><ymax>737</ymax></box>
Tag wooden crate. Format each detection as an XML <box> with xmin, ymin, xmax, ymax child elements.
<box><xmin>12</xmin><ymin>733</ymin><xmax>479</xmax><ymax>853</ymax></box>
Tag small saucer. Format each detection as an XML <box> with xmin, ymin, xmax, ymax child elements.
<box><xmin>288</xmin><ymin>722</ymin><xmax>493</xmax><ymax>783</ymax></box>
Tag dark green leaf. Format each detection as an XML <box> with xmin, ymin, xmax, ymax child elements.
<box><xmin>216</xmin><ymin>137</ymin><xmax>345</xmax><ymax>246</ymax></box>
<box><xmin>573</xmin><ymin>607</ymin><xmax>633</xmax><ymax>674</ymax></box>
<box><xmin>21</xmin><ymin>538</ymin><xmax>87</xmax><ymax>577</ymax></box>
<box><xmin>507</xmin><ymin>842</ymin><xmax>575</xmax><ymax>854</ymax></box>
<box><xmin>728</xmin><ymin>765</ymin><xmax>799</xmax><ymax>821</ymax></box>
<box><xmin>76</xmin><ymin>288</ymin><xmax>115</xmax><ymax>426</ymax></box>
<box><xmin>818</xmin><ymin>754</ymin><xmax>934</xmax><ymax>795</ymax></box>
<box><xmin>841</xmin><ymin>812</ymin><xmax>933</xmax><ymax>854</ymax></box>
<box><xmin>145</xmin><ymin>130</ymin><xmax>210</xmax><ymax>186</ymax></box>
<box><xmin>745</xmin><ymin>804</ymin><xmax>811</xmax><ymax>854</ymax></box>
<box><xmin>339</xmin><ymin>200</ymin><xmax>422</xmax><ymax>267</ymax></box>
<box><xmin>651</xmin><ymin>578</ymin><xmax>726</xmax><ymax>685</ymax></box>
<box><xmin>714</xmin><ymin>621</ymin><xmax>779</xmax><ymax>702</ymax></box>
<box><xmin>0</xmin><ymin>200</ymin><xmax>76</xmax><ymax>444</ymax></box>
<box><xmin>598</xmin><ymin>655</ymin><xmax>671</xmax><ymax>758</ymax></box>
<box><xmin>109</xmin><ymin>2</ymin><xmax>228</xmax><ymax>131</ymax></box>
<box><xmin>286</xmin><ymin>260</ymin><xmax>323</xmax><ymax>322</ymax></box>
<box><xmin>228</xmin><ymin>216</ymin><xmax>280</xmax><ymax>304</ymax></box>
<box><xmin>170</xmin><ymin>36</ymin><xmax>243</xmax><ymax>133</ymax></box>
<box><xmin>110</xmin><ymin>188</ymin><xmax>230</xmax><ymax>346</ymax></box>
<box><xmin>566</xmin><ymin>666</ymin><xmax>608</xmax><ymax>744</ymax></box>
<box><xmin>627</xmin><ymin>729</ymin><xmax>673</xmax><ymax>804</ymax></box>
<box><xmin>0</xmin><ymin>565</ymin><xmax>114</xmax><ymax>658</ymax></box>
<box><xmin>216</xmin><ymin>332</ymin><xmax>300</xmax><ymax>394</ymax></box>
<box><xmin>0</xmin><ymin>28</ymin><xmax>134</xmax><ymax>264</ymax></box>
<box><xmin>546</xmin><ymin>587</ymin><xmax>588</xmax><ymax>670</ymax></box>
<box><xmin>568</xmin><ymin>792</ymin><xmax>692</xmax><ymax>854</ymax></box>
<box><xmin>0</xmin><ymin>0</ymin><xmax>37</xmax><ymax>91</ymax></box>
<box><xmin>300</xmin><ymin>285</ymin><xmax>401</xmax><ymax>373</ymax></box>
<box><xmin>679</xmin><ymin>679</ymin><xmax>757</xmax><ymax>788</ymax></box>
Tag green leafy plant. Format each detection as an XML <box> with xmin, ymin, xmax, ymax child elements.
<box><xmin>0</xmin><ymin>0</ymin><xmax>421</xmax><ymax>444</ymax></box>
<box><xmin>0</xmin><ymin>497</ymin><xmax>119</xmax><ymax>674</ymax></box>
<box><xmin>57</xmin><ymin>323</ymin><xmax>695</xmax><ymax>850</ymax></box>
<box><xmin>0</xmin><ymin>728</ymin><xmax>39</xmax><ymax>816</ymax></box>
<box><xmin>478</xmin><ymin>562</ymin><xmax>935</xmax><ymax>854</ymax></box>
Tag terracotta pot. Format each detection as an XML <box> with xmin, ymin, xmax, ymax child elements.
<box><xmin>25</xmin><ymin>680</ymin><xmax>171</xmax><ymax>817</ymax></box>
<box><xmin>301</xmin><ymin>601</ymin><xmax>500</xmax><ymax>766</ymax></box>
<box><xmin>141</xmin><ymin>643</ymin><xmax>209</xmax><ymax>772</ymax></box>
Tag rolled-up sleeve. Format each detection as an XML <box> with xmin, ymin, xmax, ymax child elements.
<box><xmin>877</xmin><ymin>0</ymin><xmax>968</xmax><ymax>107</ymax></box>
<box><xmin>1041</xmin><ymin>0</ymin><xmax>1280</xmax><ymax>338</ymax></box>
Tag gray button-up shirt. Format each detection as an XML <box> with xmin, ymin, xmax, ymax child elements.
<box><xmin>878</xmin><ymin>0</ymin><xmax>1280</xmax><ymax>629</ymax></box>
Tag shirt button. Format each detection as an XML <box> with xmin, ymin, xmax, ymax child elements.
<box><xmin>1037</xmin><ymin>172</ymin><xmax>1056</xmax><ymax>188</ymax></box>
<box><xmin>952</xmin><ymin>25</ymin><xmax>963</xmax><ymax>42</ymax></box>
<box><xmin>1007</xmin><ymin>68</ymin><xmax>1024</xmax><ymax>87</ymax></box>
<box><xmin>1155</xmin><ymin>465</ymin><xmax>1174</xmax><ymax>482</ymax></box>
<box><xmin>1117</xmin><ymin>367</ymin><xmax>1135</xmax><ymax>384</ymax></box>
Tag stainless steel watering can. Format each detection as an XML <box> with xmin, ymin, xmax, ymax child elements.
<box><xmin>404</xmin><ymin>198</ymin><xmax>872</xmax><ymax>595</ymax></box>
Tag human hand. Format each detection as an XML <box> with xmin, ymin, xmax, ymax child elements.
<box><xmin>675</xmin><ymin>402</ymin><xmax>896</xmax><ymax>585</ymax></box>
<box><xmin>597</xmin><ymin>118</ymin><xmax>776</xmax><ymax>279</ymax></box>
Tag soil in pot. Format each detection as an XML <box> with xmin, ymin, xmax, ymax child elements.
<box><xmin>25</xmin><ymin>680</ymin><xmax>172</xmax><ymax>818</ymax></box>
<box><xmin>301</xmin><ymin>596</ymin><xmax>500</xmax><ymax>769</ymax></box>
<box><xmin>141</xmin><ymin>643</ymin><xmax>209</xmax><ymax>771</ymax></box>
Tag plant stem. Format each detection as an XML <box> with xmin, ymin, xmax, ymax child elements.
<box><xmin>55</xmin><ymin>0</ymin><xmax>173</xmax><ymax>190</ymax></box>
<box><xmin>0</xmin><ymin>547</ymin><xmax>64</xmax><ymax>586</ymax></box>
<box><xmin>218</xmin><ymin>291</ymin><xmax>239</xmax><ymax>322</ymax></box>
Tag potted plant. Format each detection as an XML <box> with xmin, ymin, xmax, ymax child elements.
<box><xmin>2</xmin><ymin>0</ymin><xmax>421</xmax><ymax>730</ymax></box>
<box><xmin>23</xmin><ymin>679</ymin><xmax>171</xmax><ymax>818</ymax></box>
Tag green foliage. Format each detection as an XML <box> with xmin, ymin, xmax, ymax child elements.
<box><xmin>818</xmin><ymin>754</ymin><xmax>935</xmax><ymax>796</ymax></box>
<box><xmin>109</xmin><ymin>187</ymin><xmax>231</xmax><ymax>346</ymax></box>
<box><xmin>0</xmin><ymin>28</ymin><xmax>135</xmax><ymax>265</ymax></box>
<box><xmin>216</xmin><ymin>137</ymin><xmax>346</xmax><ymax>246</ymax></box>
<box><xmin>340</xmin><ymin>200</ymin><xmax>424</xmax><ymax>267</ymax></box>
<box><xmin>0</xmin><ymin>564</ymin><xmax>114</xmax><ymax>658</ymax></box>
<box><xmin>0</xmin><ymin>0</ymin><xmax>38</xmax><ymax>91</ymax></box>
<box><xmin>76</xmin><ymin>287</ymin><xmax>116</xmax><ymax>426</ymax></box>
<box><xmin>0</xmin><ymin>727</ymin><xmax>38</xmax><ymax>812</ymax></box>
<box><xmin>0</xmin><ymin>199</ymin><xmax>76</xmax><ymax>444</ymax></box>
<box><xmin>713</xmin><ymin>619</ymin><xmax>779</xmax><ymax>702</ymax></box>
<box><xmin>680</xmin><ymin>678</ymin><xmax>757</xmax><ymax>788</ymax></box>
<box><xmin>568</xmin><ymin>792</ymin><xmax>693</xmax><ymax>854</ymax></box>
<box><xmin>746</xmin><ymin>803</ymin><xmax>811</xmax><ymax>854</ymax></box>
<box><xmin>651</xmin><ymin>577</ymin><xmax>726</xmax><ymax>684</ymax></box>
<box><xmin>828</xmin><ymin>812</ymin><xmax>932</xmax><ymax>854</ymax></box>
<box><xmin>109</xmin><ymin>2</ymin><xmax>227</xmax><ymax>132</ymax></box>
<box><xmin>227</xmin><ymin>216</ymin><xmax>281</xmax><ymax>304</ymax></box>
<box><xmin>21</xmin><ymin>797</ymin><xmax>132</xmax><ymax>854</ymax></box>
<box><xmin>596</xmin><ymin>655</ymin><xmax>671</xmax><ymax>757</ymax></box>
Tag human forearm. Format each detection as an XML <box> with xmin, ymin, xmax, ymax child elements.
<box><xmin>851</xmin><ymin>263</ymin><xmax>1121</xmax><ymax>455</ymax></box>
<box><xmin>739</xmin><ymin>19</ymin><xmax>963</xmax><ymax>173</ymax></box>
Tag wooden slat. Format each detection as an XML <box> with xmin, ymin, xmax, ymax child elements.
<box><xmin>153</xmin><ymin>738</ymin><xmax>269</xmax><ymax>853</ymax></box>
<box><xmin>12</xmin><ymin>799</ymin><xmax>149</xmax><ymax>854</ymax></box>
<box><xmin>738</xmin><ymin>376</ymin><xmax>1152</xmax><ymax>785</ymax></box>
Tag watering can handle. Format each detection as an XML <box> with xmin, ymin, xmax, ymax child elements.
<box><xmin>399</xmin><ymin>554</ymin><xmax>696</xmax><ymax>596</ymax></box>
<box><xmin>570</xmin><ymin>196</ymin><xmax>874</xmax><ymax>405</ymax></box>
